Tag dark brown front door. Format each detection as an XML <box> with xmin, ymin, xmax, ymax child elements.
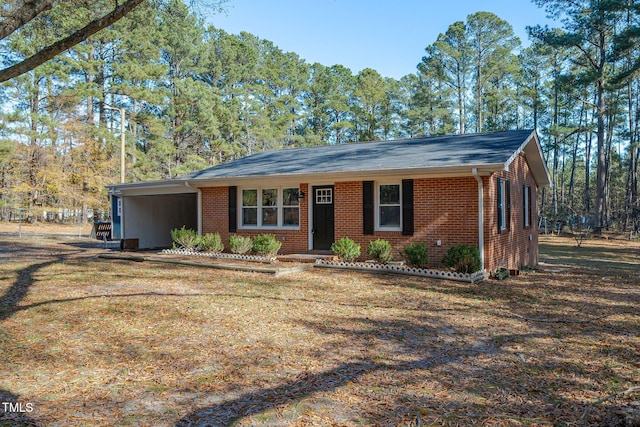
<box><xmin>312</xmin><ymin>185</ymin><xmax>334</xmax><ymax>250</ymax></box>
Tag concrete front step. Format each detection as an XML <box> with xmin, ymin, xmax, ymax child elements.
<box><xmin>277</xmin><ymin>253</ymin><xmax>337</xmax><ymax>263</ymax></box>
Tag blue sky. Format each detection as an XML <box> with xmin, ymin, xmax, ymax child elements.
<box><xmin>207</xmin><ymin>0</ymin><xmax>557</xmax><ymax>79</ymax></box>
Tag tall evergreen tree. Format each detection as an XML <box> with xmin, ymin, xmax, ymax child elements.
<box><xmin>531</xmin><ymin>0</ymin><xmax>629</xmax><ymax>232</ymax></box>
<box><xmin>421</xmin><ymin>21</ymin><xmax>471</xmax><ymax>134</ymax></box>
<box><xmin>466</xmin><ymin>12</ymin><xmax>520</xmax><ymax>132</ymax></box>
<box><xmin>353</xmin><ymin>68</ymin><xmax>387</xmax><ymax>141</ymax></box>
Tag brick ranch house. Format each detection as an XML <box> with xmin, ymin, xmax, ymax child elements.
<box><xmin>107</xmin><ymin>129</ymin><xmax>551</xmax><ymax>273</ymax></box>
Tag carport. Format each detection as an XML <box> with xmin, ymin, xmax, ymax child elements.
<box><xmin>108</xmin><ymin>181</ymin><xmax>199</xmax><ymax>249</ymax></box>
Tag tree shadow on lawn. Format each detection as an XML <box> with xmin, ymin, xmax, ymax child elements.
<box><xmin>0</xmin><ymin>389</ymin><xmax>38</xmax><ymax>426</ymax></box>
<box><xmin>396</xmin><ymin>265</ymin><xmax>640</xmax><ymax>324</ymax></box>
<box><xmin>539</xmin><ymin>240</ymin><xmax>640</xmax><ymax>272</ymax></box>
<box><xmin>174</xmin><ymin>332</ymin><xmax>535</xmax><ymax>425</ymax></box>
<box><xmin>174</xmin><ymin>270</ymin><xmax>637</xmax><ymax>425</ymax></box>
<box><xmin>174</xmin><ymin>310</ymin><xmax>608</xmax><ymax>426</ymax></box>
<box><xmin>1</xmin><ymin>251</ymin><xmax>635</xmax><ymax>425</ymax></box>
<box><xmin>0</xmin><ymin>259</ymin><xmax>63</xmax><ymax>426</ymax></box>
<box><xmin>0</xmin><ymin>241</ymin><xmax>73</xmax><ymax>262</ymax></box>
<box><xmin>0</xmin><ymin>259</ymin><xmax>62</xmax><ymax>322</ymax></box>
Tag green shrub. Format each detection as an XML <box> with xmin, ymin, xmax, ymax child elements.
<box><xmin>229</xmin><ymin>235</ymin><xmax>253</xmax><ymax>255</ymax></box>
<box><xmin>252</xmin><ymin>234</ymin><xmax>282</xmax><ymax>257</ymax></box>
<box><xmin>199</xmin><ymin>232</ymin><xmax>224</xmax><ymax>252</ymax></box>
<box><xmin>402</xmin><ymin>242</ymin><xmax>429</xmax><ymax>268</ymax></box>
<box><xmin>170</xmin><ymin>226</ymin><xmax>199</xmax><ymax>250</ymax></box>
<box><xmin>366</xmin><ymin>239</ymin><xmax>394</xmax><ymax>263</ymax></box>
<box><xmin>442</xmin><ymin>244</ymin><xmax>481</xmax><ymax>273</ymax></box>
<box><xmin>331</xmin><ymin>237</ymin><xmax>361</xmax><ymax>262</ymax></box>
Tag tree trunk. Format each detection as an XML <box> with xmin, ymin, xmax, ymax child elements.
<box><xmin>457</xmin><ymin>67</ymin><xmax>465</xmax><ymax>134</ymax></box>
<box><xmin>0</xmin><ymin>0</ymin><xmax>145</xmax><ymax>83</ymax></box>
<box><xmin>86</xmin><ymin>44</ymin><xmax>95</xmax><ymax>125</ymax></box>
<box><xmin>131</xmin><ymin>97</ymin><xmax>138</xmax><ymax>165</ymax></box>
<box><xmin>585</xmin><ymin>112</ymin><xmax>594</xmax><ymax>216</ymax></box>
<box><xmin>476</xmin><ymin>56</ymin><xmax>482</xmax><ymax>132</ymax></box>
<box><xmin>0</xmin><ymin>0</ymin><xmax>55</xmax><ymax>40</ymax></box>
<box><xmin>568</xmin><ymin>105</ymin><xmax>584</xmax><ymax>209</ymax></box>
<box><xmin>624</xmin><ymin>30</ymin><xmax>638</xmax><ymax>230</ymax></box>
<box><xmin>594</xmin><ymin>76</ymin><xmax>607</xmax><ymax>234</ymax></box>
<box><xmin>28</xmin><ymin>73</ymin><xmax>41</xmax><ymax>208</ymax></box>
<box><xmin>551</xmin><ymin>67</ymin><xmax>559</xmax><ymax>216</ymax></box>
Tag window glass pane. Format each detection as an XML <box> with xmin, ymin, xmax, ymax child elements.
<box><xmin>380</xmin><ymin>184</ymin><xmax>400</xmax><ymax>204</ymax></box>
<box><xmin>243</xmin><ymin>189</ymin><xmax>257</xmax><ymax>207</ymax></box>
<box><xmin>524</xmin><ymin>186</ymin><xmax>530</xmax><ymax>226</ymax></box>
<box><xmin>315</xmin><ymin>188</ymin><xmax>332</xmax><ymax>204</ymax></box>
<box><xmin>283</xmin><ymin>188</ymin><xmax>299</xmax><ymax>206</ymax></box>
<box><xmin>283</xmin><ymin>207</ymin><xmax>299</xmax><ymax>226</ymax></box>
<box><xmin>243</xmin><ymin>207</ymin><xmax>257</xmax><ymax>226</ymax></box>
<box><xmin>262</xmin><ymin>189</ymin><xmax>277</xmax><ymax>207</ymax></box>
<box><xmin>262</xmin><ymin>207</ymin><xmax>278</xmax><ymax>225</ymax></box>
<box><xmin>380</xmin><ymin>206</ymin><xmax>401</xmax><ymax>227</ymax></box>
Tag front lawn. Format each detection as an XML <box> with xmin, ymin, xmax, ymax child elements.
<box><xmin>0</xmin><ymin>235</ymin><xmax>638</xmax><ymax>426</ymax></box>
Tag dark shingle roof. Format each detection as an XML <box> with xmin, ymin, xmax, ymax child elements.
<box><xmin>185</xmin><ymin>129</ymin><xmax>536</xmax><ymax>180</ymax></box>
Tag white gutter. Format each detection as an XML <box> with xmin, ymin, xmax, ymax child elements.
<box><xmin>472</xmin><ymin>168</ymin><xmax>485</xmax><ymax>271</ymax></box>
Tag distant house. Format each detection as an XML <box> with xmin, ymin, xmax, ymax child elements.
<box><xmin>108</xmin><ymin>129</ymin><xmax>551</xmax><ymax>273</ymax></box>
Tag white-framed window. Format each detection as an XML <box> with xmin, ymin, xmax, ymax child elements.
<box><xmin>283</xmin><ymin>188</ymin><xmax>300</xmax><ymax>226</ymax></box>
<box><xmin>240</xmin><ymin>187</ymin><xmax>300</xmax><ymax>228</ymax></box>
<box><xmin>377</xmin><ymin>183</ymin><xmax>401</xmax><ymax>230</ymax></box>
<box><xmin>523</xmin><ymin>184</ymin><xmax>531</xmax><ymax>228</ymax></box>
<box><xmin>497</xmin><ymin>178</ymin><xmax>510</xmax><ymax>233</ymax></box>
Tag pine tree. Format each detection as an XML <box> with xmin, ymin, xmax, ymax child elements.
<box><xmin>531</xmin><ymin>0</ymin><xmax>629</xmax><ymax>232</ymax></box>
<box><xmin>421</xmin><ymin>21</ymin><xmax>471</xmax><ymax>134</ymax></box>
<box><xmin>466</xmin><ymin>12</ymin><xmax>520</xmax><ymax>133</ymax></box>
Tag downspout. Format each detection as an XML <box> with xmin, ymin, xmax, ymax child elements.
<box><xmin>472</xmin><ymin>168</ymin><xmax>485</xmax><ymax>272</ymax></box>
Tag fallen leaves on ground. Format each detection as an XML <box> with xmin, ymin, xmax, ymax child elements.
<box><xmin>0</xmin><ymin>234</ymin><xmax>638</xmax><ymax>426</ymax></box>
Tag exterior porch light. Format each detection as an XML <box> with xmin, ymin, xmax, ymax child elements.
<box><xmin>296</xmin><ymin>191</ymin><xmax>305</xmax><ymax>201</ymax></box>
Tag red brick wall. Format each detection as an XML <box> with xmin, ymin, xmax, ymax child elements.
<box><xmin>484</xmin><ymin>153</ymin><xmax>539</xmax><ymax>272</ymax></box>
<box><xmin>333</xmin><ymin>179</ymin><xmax>479</xmax><ymax>265</ymax></box>
<box><xmin>199</xmin><ymin>156</ymin><xmax>540</xmax><ymax>272</ymax></box>
<box><xmin>201</xmin><ymin>184</ymin><xmax>309</xmax><ymax>254</ymax></box>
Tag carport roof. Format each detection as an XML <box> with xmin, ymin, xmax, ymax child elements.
<box><xmin>109</xmin><ymin>129</ymin><xmax>551</xmax><ymax>193</ymax></box>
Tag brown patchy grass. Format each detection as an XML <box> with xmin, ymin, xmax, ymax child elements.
<box><xmin>0</xmin><ymin>234</ymin><xmax>638</xmax><ymax>426</ymax></box>
<box><xmin>0</xmin><ymin>221</ymin><xmax>93</xmax><ymax>237</ymax></box>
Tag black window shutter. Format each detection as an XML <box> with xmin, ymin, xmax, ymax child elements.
<box><xmin>523</xmin><ymin>184</ymin><xmax>527</xmax><ymax>226</ymax></box>
<box><xmin>528</xmin><ymin>186</ymin><xmax>532</xmax><ymax>227</ymax></box>
<box><xmin>363</xmin><ymin>181</ymin><xmax>374</xmax><ymax>235</ymax></box>
<box><xmin>402</xmin><ymin>179</ymin><xmax>414</xmax><ymax>236</ymax></box>
<box><xmin>506</xmin><ymin>180</ymin><xmax>511</xmax><ymax>231</ymax></box>
<box><xmin>523</xmin><ymin>184</ymin><xmax>531</xmax><ymax>227</ymax></box>
<box><xmin>229</xmin><ymin>186</ymin><xmax>237</xmax><ymax>233</ymax></box>
<box><xmin>497</xmin><ymin>178</ymin><xmax>503</xmax><ymax>233</ymax></box>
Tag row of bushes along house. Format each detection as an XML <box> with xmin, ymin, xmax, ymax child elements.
<box><xmin>170</xmin><ymin>227</ymin><xmax>481</xmax><ymax>274</ymax></box>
